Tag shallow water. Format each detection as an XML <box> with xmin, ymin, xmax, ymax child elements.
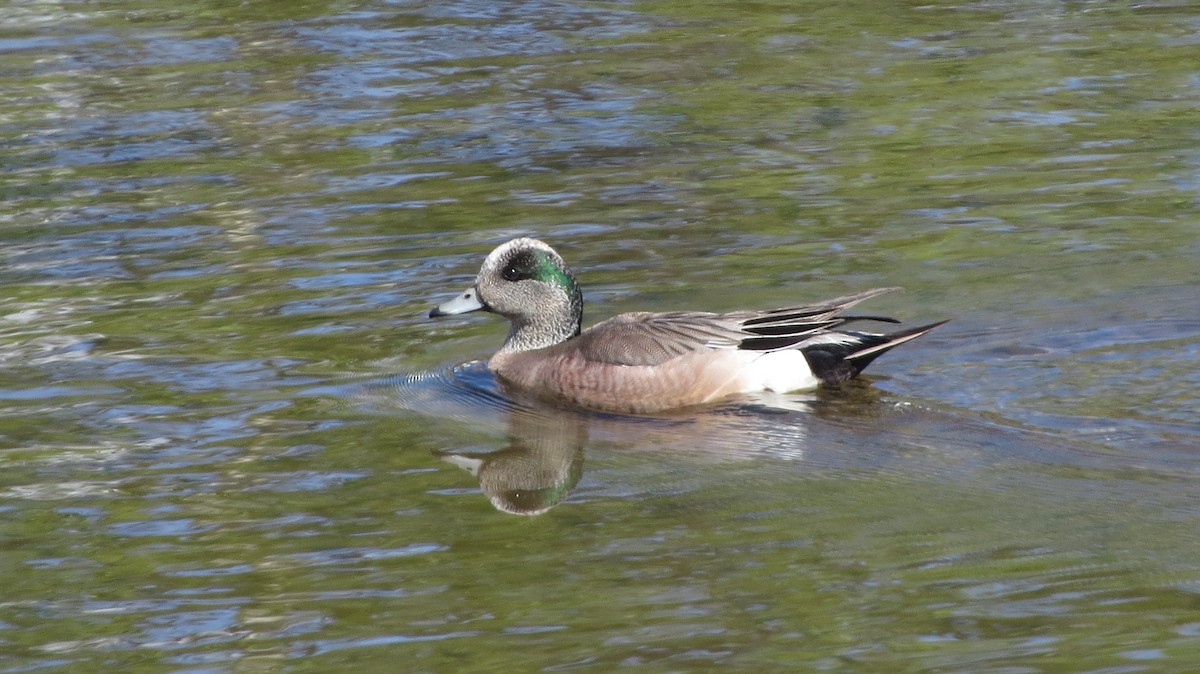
<box><xmin>3</xmin><ymin>0</ymin><xmax>1200</xmax><ymax>671</ymax></box>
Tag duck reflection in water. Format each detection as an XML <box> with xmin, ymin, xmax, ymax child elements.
<box><xmin>379</xmin><ymin>361</ymin><xmax>895</xmax><ymax>516</ymax></box>
<box><xmin>430</xmin><ymin>368</ymin><xmax>831</xmax><ymax>515</ymax></box>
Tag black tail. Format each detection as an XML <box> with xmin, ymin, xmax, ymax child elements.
<box><xmin>801</xmin><ymin>321</ymin><xmax>948</xmax><ymax>384</ymax></box>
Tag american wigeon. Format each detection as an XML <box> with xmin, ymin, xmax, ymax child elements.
<box><xmin>430</xmin><ymin>238</ymin><xmax>944</xmax><ymax>414</ymax></box>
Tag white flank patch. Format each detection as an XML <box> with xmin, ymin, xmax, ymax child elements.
<box><xmin>735</xmin><ymin>350</ymin><xmax>820</xmax><ymax>393</ymax></box>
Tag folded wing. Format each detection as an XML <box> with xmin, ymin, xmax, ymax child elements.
<box><xmin>571</xmin><ymin>287</ymin><xmax>912</xmax><ymax>367</ymax></box>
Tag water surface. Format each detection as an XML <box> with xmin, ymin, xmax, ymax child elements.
<box><xmin>2</xmin><ymin>0</ymin><xmax>1200</xmax><ymax>671</ymax></box>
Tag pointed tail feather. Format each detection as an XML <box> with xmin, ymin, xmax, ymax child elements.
<box><xmin>802</xmin><ymin>320</ymin><xmax>947</xmax><ymax>384</ymax></box>
<box><xmin>845</xmin><ymin>320</ymin><xmax>949</xmax><ymax>363</ymax></box>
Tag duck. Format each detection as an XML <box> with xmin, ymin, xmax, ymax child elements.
<box><xmin>429</xmin><ymin>238</ymin><xmax>944</xmax><ymax>414</ymax></box>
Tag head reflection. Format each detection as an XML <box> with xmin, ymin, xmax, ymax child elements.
<box><xmin>435</xmin><ymin>404</ymin><xmax>586</xmax><ymax>516</ymax></box>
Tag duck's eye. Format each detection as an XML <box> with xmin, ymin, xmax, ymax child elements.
<box><xmin>502</xmin><ymin>265</ymin><xmax>523</xmax><ymax>282</ymax></box>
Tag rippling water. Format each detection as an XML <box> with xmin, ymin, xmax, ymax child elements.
<box><xmin>3</xmin><ymin>0</ymin><xmax>1200</xmax><ymax>671</ymax></box>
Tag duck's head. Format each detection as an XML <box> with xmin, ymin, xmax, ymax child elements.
<box><xmin>429</xmin><ymin>238</ymin><xmax>583</xmax><ymax>353</ymax></box>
